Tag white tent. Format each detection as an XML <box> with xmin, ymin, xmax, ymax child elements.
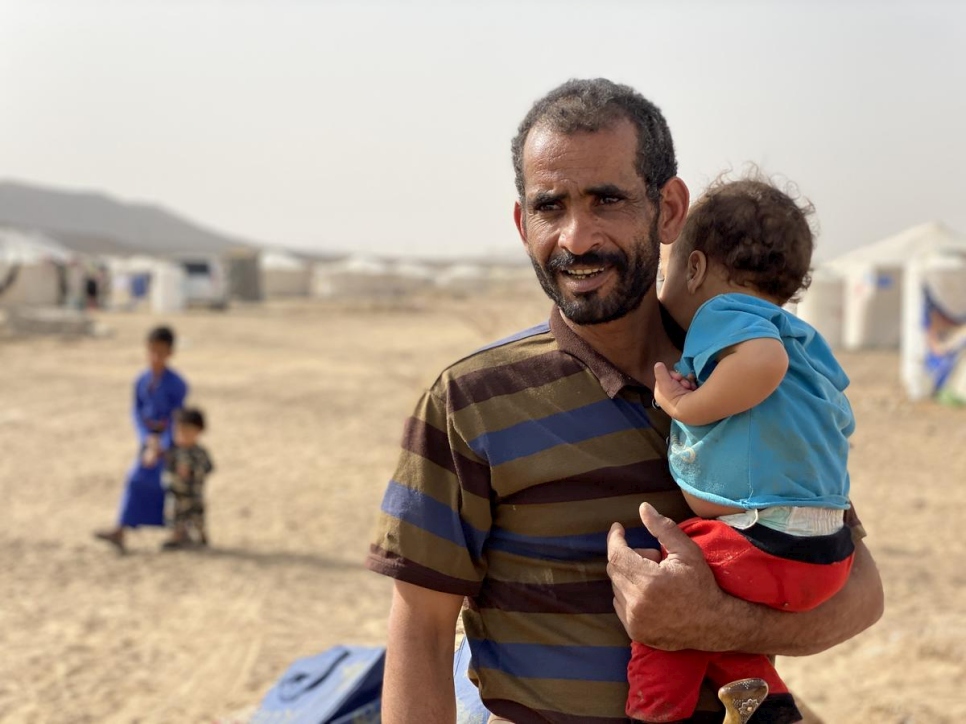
<box><xmin>818</xmin><ymin>222</ymin><xmax>966</xmax><ymax>350</ymax></box>
<box><xmin>436</xmin><ymin>263</ymin><xmax>491</xmax><ymax>295</ymax></box>
<box><xmin>105</xmin><ymin>255</ymin><xmax>186</xmax><ymax>313</ymax></box>
<box><xmin>261</xmin><ymin>250</ymin><xmax>311</xmax><ymax>297</ymax></box>
<box><xmin>311</xmin><ymin>255</ymin><xmax>426</xmax><ymax>299</ymax></box>
<box><xmin>0</xmin><ymin>228</ymin><xmax>75</xmax><ymax>308</ymax></box>
<box><xmin>795</xmin><ymin>268</ymin><xmax>846</xmax><ymax>349</ymax></box>
<box><xmin>902</xmin><ymin>250</ymin><xmax>966</xmax><ymax>401</ymax></box>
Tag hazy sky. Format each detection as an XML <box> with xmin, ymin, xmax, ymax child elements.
<box><xmin>2</xmin><ymin>0</ymin><xmax>964</xmax><ymax>260</ymax></box>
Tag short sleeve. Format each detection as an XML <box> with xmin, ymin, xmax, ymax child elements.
<box><xmin>679</xmin><ymin>296</ymin><xmax>783</xmax><ymax>382</ymax></box>
<box><xmin>366</xmin><ymin>382</ymin><xmax>492</xmax><ymax>596</ymax></box>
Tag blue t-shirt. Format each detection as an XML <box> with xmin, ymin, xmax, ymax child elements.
<box><xmin>669</xmin><ymin>294</ymin><xmax>853</xmax><ymax>510</ymax></box>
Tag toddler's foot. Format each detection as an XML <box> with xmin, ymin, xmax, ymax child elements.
<box><xmin>718</xmin><ymin>678</ymin><xmax>768</xmax><ymax>724</ymax></box>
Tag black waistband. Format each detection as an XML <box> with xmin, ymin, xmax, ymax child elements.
<box><xmin>737</xmin><ymin>523</ymin><xmax>855</xmax><ymax>564</ymax></box>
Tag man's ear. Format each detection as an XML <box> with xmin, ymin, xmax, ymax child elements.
<box><xmin>658</xmin><ymin>177</ymin><xmax>690</xmax><ymax>247</ymax></box>
<box><xmin>686</xmin><ymin>250</ymin><xmax>708</xmax><ymax>293</ymax></box>
<box><xmin>514</xmin><ymin>201</ymin><xmax>528</xmax><ymax>247</ymax></box>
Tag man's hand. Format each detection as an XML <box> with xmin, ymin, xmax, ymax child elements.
<box><xmin>607</xmin><ymin>503</ymin><xmax>732</xmax><ymax>651</ymax></box>
<box><xmin>653</xmin><ymin>363</ymin><xmax>696</xmax><ymax>418</ymax></box>
<box><xmin>607</xmin><ymin>503</ymin><xmax>885</xmax><ymax>656</ymax></box>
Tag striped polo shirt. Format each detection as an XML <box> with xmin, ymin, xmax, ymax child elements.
<box><xmin>367</xmin><ymin>306</ymin><xmax>728</xmax><ymax>723</ymax></box>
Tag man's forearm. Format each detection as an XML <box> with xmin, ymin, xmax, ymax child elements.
<box><xmin>707</xmin><ymin>541</ymin><xmax>884</xmax><ymax>656</ymax></box>
<box><xmin>608</xmin><ymin>507</ymin><xmax>884</xmax><ymax>658</ymax></box>
<box><xmin>383</xmin><ymin>634</ymin><xmax>455</xmax><ymax>724</ymax></box>
<box><xmin>382</xmin><ymin>582</ymin><xmax>463</xmax><ymax>724</ymax></box>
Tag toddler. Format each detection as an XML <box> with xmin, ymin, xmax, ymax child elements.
<box><xmin>162</xmin><ymin>407</ymin><xmax>214</xmax><ymax>550</ymax></box>
<box><xmin>626</xmin><ymin>176</ymin><xmax>856</xmax><ymax>723</ymax></box>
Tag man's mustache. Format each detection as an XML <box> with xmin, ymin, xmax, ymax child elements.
<box><xmin>546</xmin><ymin>250</ymin><xmax>627</xmax><ymax>273</ymax></box>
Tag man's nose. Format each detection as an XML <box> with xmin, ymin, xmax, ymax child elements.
<box><xmin>558</xmin><ymin>211</ymin><xmax>601</xmax><ymax>256</ymax></box>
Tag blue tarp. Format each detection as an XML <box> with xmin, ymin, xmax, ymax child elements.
<box><xmin>253</xmin><ymin>640</ymin><xmax>489</xmax><ymax>724</ymax></box>
<box><xmin>253</xmin><ymin>645</ymin><xmax>384</xmax><ymax>724</ymax></box>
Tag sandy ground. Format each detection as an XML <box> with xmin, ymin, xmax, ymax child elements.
<box><xmin>0</xmin><ymin>290</ymin><xmax>963</xmax><ymax>723</ymax></box>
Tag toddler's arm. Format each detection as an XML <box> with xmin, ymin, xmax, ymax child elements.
<box><xmin>654</xmin><ymin>337</ymin><xmax>788</xmax><ymax>426</ymax></box>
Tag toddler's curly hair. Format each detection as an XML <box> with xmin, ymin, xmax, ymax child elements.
<box><xmin>678</xmin><ymin>172</ymin><xmax>815</xmax><ymax>304</ymax></box>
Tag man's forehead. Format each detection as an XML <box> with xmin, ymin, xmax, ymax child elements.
<box><xmin>524</xmin><ymin>117</ymin><xmax>635</xmax><ymax>152</ymax></box>
<box><xmin>521</xmin><ymin>120</ymin><xmax>641</xmax><ymax>194</ymax></box>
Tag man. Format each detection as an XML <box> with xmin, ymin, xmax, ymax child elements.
<box><xmin>366</xmin><ymin>79</ymin><xmax>883</xmax><ymax>723</ymax></box>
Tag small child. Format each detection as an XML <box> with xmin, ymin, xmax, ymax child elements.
<box><xmin>161</xmin><ymin>407</ymin><xmax>214</xmax><ymax>550</ymax></box>
<box><xmin>625</xmin><ymin>176</ymin><xmax>856</xmax><ymax>723</ymax></box>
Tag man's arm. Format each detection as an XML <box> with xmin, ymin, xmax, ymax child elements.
<box><xmin>383</xmin><ymin>580</ymin><xmax>465</xmax><ymax>724</ymax></box>
<box><xmin>607</xmin><ymin>503</ymin><xmax>884</xmax><ymax>656</ymax></box>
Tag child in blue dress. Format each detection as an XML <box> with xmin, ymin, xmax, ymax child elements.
<box><xmin>95</xmin><ymin>326</ymin><xmax>188</xmax><ymax>552</ymax></box>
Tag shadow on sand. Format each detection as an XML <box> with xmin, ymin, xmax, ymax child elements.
<box><xmin>162</xmin><ymin>544</ymin><xmax>361</xmax><ymax>571</ymax></box>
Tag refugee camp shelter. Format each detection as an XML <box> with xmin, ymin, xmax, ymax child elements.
<box><xmin>0</xmin><ymin>228</ymin><xmax>75</xmax><ymax>308</ymax></box>
<box><xmin>105</xmin><ymin>255</ymin><xmax>186</xmax><ymax>313</ymax></box>
<box><xmin>261</xmin><ymin>250</ymin><xmax>312</xmax><ymax>297</ymax></box>
<box><xmin>901</xmin><ymin>248</ymin><xmax>966</xmax><ymax>400</ymax></box>
<box><xmin>311</xmin><ymin>255</ymin><xmax>426</xmax><ymax>299</ymax></box>
<box><xmin>224</xmin><ymin>247</ymin><xmax>263</xmax><ymax>302</ymax></box>
<box><xmin>795</xmin><ymin>268</ymin><xmax>846</xmax><ymax>348</ymax></box>
<box><xmin>807</xmin><ymin>222</ymin><xmax>966</xmax><ymax>350</ymax></box>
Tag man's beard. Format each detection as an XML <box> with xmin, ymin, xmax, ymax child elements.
<box><xmin>529</xmin><ymin>219</ymin><xmax>661</xmax><ymax>326</ymax></box>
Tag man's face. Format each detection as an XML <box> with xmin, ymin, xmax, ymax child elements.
<box><xmin>516</xmin><ymin>119</ymin><xmax>661</xmax><ymax>326</ymax></box>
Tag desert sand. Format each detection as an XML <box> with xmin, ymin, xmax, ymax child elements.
<box><xmin>0</xmin><ymin>290</ymin><xmax>963</xmax><ymax>723</ymax></box>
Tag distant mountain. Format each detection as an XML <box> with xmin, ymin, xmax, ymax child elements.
<box><xmin>0</xmin><ymin>180</ymin><xmax>255</xmax><ymax>257</ymax></box>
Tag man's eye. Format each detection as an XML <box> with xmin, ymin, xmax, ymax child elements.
<box><xmin>599</xmin><ymin>195</ymin><xmax>622</xmax><ymax>205</ymax></box>
<box><xmin>534</xmin><ymin>202</ymin><xmax>561</xmax><ymax>213</ymax></box>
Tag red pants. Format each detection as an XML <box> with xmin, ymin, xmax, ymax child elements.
<box><xmin>626</xmin><ymin>517</ymin><xmax>854</xmax><ymax>723</ymax></box>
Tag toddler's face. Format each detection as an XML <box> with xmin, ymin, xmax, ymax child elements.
<box><xmin>174</xmin><ymin>423</ymin><xmax>201</xmax><ymax>448</ymax></box>
<box><xmin>658</xmin><ymin>243</ymin><xmax>691</xmax><ymax>329</ymax></box>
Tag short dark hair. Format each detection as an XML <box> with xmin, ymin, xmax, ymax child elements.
<box><xmin>511</xmin><ymin>78</ymin><xmax>677</xmax><ymax>203</ymax></box>
<box><xmin>147</xmin><ymin>325</ymin><xmax>175</xmax><ymax>348</ymax></box>
<box><xmin>176</xmin><ymin>407</ymin><xmax>206</xmax><ymax>431</ymax></box>
<box><xmin>677</xmin><ymin>173</ymin><xmax>814</xmax><ymax>304</ymax></box>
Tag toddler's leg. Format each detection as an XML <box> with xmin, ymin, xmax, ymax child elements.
<box><xmin>194</xmin><ymin>511</ymin><xmax>208</xmax><ymax>546</ymax></box>
<box><xmin>626</xmin><ymin>642</ymin><xmax>708</xmax><ymax>723</ymax></box>
<box><xmin>161</xmin><ymin>496</ymin><xmax>191</xmax><ymax>549</ymax></box>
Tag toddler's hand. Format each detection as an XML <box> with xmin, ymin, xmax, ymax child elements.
<box><xmin>667</xmin><ymin>369</ymin><xmax>697</xmax><ymax>391</ymax></box>
<box><xmin>653</xmin><ymin>362</ymin><xmax>695</xmax><ymax>418</ymax></box>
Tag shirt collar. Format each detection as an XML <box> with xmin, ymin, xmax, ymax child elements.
<box><xmin>548</xmin><ymin>304</ymin><xmax>685</xmax><ymax>399</ymax></box>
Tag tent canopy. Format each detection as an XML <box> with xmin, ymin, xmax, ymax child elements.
<box><xmin>824</xmin><ymin>222</ymin><xmax>966</xmax><ymax>271</ymax></box>
<box><xmin>0</xmin><ymin>228</ymin><xmax>75</xmax><ymax>265</ymax></box>
<box><xmin>261</xmin><ymin>250</ymin><xmax>307</xmax><ymax>271</ymax></box>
